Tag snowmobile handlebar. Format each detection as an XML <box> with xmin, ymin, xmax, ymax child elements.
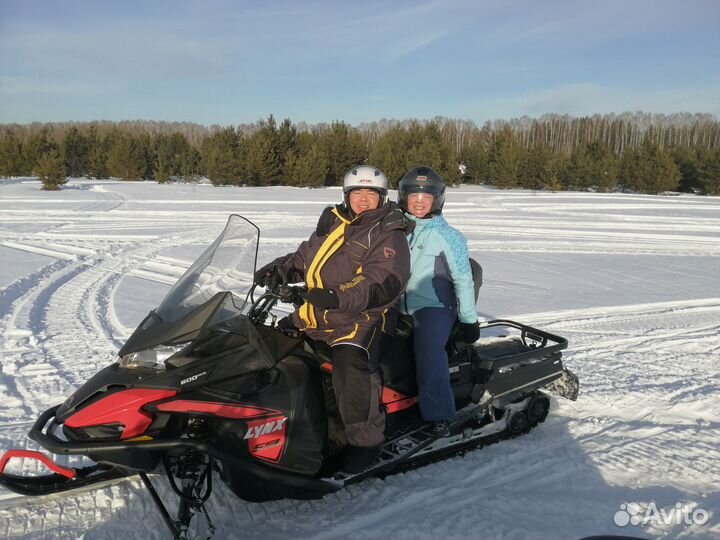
<box><xmin>249</xmin><ymin>266</ymin><xmax>307</xmax><ymax>325</ymax></box>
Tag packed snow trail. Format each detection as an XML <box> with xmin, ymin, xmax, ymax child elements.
<box><xmin>0</xmin><ymin>180</ymin><xmax>718</xmax><ymax>540</ymax></box>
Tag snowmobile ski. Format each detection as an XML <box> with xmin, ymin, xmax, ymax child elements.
<box><xmin>0</xmin><ymin>449</ymin><xmax>134</xmax><ymax>496</ymax></box>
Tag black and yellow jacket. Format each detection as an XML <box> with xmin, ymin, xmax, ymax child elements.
<box><xmin>273</xmin><ymin>202</ymin><xmax>412</xmax><ymax>342</ymax></box>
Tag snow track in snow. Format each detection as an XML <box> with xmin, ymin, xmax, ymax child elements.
<box><xmin>0</xmin><ymin>230</ymin><xmax>225</xmax><ymax>420</ymax></box>
<box><xmin>1</xmin><ymin>181</ymin><xmax>719</xmax><ymax>540</ymax></box>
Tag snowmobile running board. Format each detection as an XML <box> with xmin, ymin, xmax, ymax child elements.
<box><xmin>332</xmin><ymin>394</ymin><xmax>551</xmax><ymax>486</ymax></box>
<box><xmin>332</xmin><ymin>406</ymin><xmax>494</xmax><ymax>485</ymax></box>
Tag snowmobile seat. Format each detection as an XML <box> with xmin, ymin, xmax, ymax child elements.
<box><xmin>378</xmin><ymin>331</ymin><xmax>417</xmax><ymax>396</ymax></box>
<box><xmin>305</xmin><ymin>333</ymin><xmax>418</xmax><ymax>396</ymax></box>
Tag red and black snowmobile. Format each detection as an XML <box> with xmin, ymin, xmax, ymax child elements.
<box><xmin>0</xmin><ymin>214</ymin><xmax>579</xmax><ymax>539</ymax></box>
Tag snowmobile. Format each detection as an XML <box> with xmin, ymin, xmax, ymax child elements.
<box><xmin>0</xmin><ymin>214</ymin><xmax>579</xmax><ymax>539</ymax></box>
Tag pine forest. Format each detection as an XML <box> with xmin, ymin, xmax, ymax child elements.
<box><xmin>1</xmin><ymin>112</ymin><xmax>718</xmax><ymax>195</ymax></box>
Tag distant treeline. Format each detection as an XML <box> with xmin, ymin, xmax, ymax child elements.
<box><xmin>1</xmin><ymin>112</ymin><xmax>719</xmax><ymax>194</ymax></box>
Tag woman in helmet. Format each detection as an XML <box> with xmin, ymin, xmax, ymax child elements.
<box><xmin>397</xmin><ymin>166</ymin><xmax>480</xmax><ymax>436</ymax></box>
<box><xmin>255</xmin><ymin>165</ymin><xmax>412</xmax><ymax>473</ymax></box>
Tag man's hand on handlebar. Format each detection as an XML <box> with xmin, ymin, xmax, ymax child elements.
<box><xmin>254</xmin><ymin>264</ymin><xmax>293</xmax><ymax>292</ymax></box>
<box><xmin>277</xmin><ymin>284</ymin><xmax>306</xmax><ymax>306</ymax></box>
<box><xmin>254</xmin><ymin>263</ymin><xmax>278</xmax><ymax>288</ymax></box>
<box><xmin>252</xmin><ymin>263</ymin><xmax>307</xmax><ymax>313</ymax></box>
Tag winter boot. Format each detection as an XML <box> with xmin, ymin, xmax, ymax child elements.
<box><xmin>428</xmin><ymin>420</ymin><xmax>450</xmax><ymax>437</ymax></box>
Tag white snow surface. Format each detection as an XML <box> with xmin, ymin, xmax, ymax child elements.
<box><xmin>0</xmin><ymin>179</ymin><xmax>718</xmax><ymax>540</ymax></box>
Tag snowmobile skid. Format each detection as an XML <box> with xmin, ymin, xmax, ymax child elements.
<box><xmin>0</xmin><ymin>215</ymin><xmax>579</xmax><ymax>540</ymax></box>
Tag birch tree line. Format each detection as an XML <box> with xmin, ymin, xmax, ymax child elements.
<box><xmin>1</xmin><ymin>113</ymin><xmax>718</xmax><ymax>194</ymax></box>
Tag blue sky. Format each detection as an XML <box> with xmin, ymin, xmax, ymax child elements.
<box><xmin>1</xmin><ymin>0</ymin><xmax>718</xmax><ymax>126</ymax></box>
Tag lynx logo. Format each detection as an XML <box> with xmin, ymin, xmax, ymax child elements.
<box><xmin>180</xmin><ymin>371</ymin><xmax>207</xmax><ymax>385</ymax></box>
<box><xmin>244</xmin><ymin>417</ymin><xmax>287</xmax><ymax>439</ymax></box>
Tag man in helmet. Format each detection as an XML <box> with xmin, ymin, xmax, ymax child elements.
<box><xmin>255</xmin><ymin>165</ymin><xmax>412</xmax><ymax>473</ymax></box>
<box><xmin>397</xmin><ymin>166</ymin><xmax>480</xmax><ymax>437</ymax></box>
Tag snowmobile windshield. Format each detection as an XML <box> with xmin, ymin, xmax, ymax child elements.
<box><xmin>118</xmin><ymin>215</ymin><xmax>263</xmax><ymax>358</ymax></box>
<box><xmin>155</xmin><ymin>214</ymin><xmax>259</xmax><ymax>325</ymax></box>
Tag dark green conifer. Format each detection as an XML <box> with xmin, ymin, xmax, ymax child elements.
<box><xmin>37</xmin><ymin>149</ymin><xmax>68</xmax><ymax>190</ymax></box>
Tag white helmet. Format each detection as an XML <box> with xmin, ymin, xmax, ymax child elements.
<box><xmin>342</xmin><ymin>165</ymin><xmax>388</xmax><ymax>207</ymax></box>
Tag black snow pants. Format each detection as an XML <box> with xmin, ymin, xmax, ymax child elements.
<box><xmin>330</xmin><ymin>343</ymin><xmax>385</xmax><ymax>448</ymax></box>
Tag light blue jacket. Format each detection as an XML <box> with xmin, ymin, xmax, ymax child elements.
<box><xmin>400</xmin><ymin>214</ymin><xmax>478</xmax><ymax>323</ymax></box>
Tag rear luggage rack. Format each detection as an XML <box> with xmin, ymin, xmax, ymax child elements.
<box><xmin>473</xmin><ymin>319</ymin><xmax>568</xmax><ymax>369</ymax></box>
<box><xmin>458</xmin><ymin>320</ymin><xmax>570</xmax><ymax>407</ymax></box>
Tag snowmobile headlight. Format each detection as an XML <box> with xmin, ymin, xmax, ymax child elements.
<box><xmin>119</xmin><ymin>344</ymin><xmax>187</xmax><ymax>371</ymax></box>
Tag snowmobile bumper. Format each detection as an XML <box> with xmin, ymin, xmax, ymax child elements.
<box><xmin>0</xmin><ymin>449</ymin><xmax>133</xmax><ymax>496</ymax></box>
<box><xmin>544</xmin><ymin>367</ymin><xmax>580</xmax><ymax>401</ymax></box>
<box><xmin>6</xmin><ymin>405</ymin><xmax>340</xmax><ymax>498</ymax></box>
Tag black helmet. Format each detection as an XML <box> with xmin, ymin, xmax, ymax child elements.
<box><xmin>398</xmin><ymin>166</ymin><xmax>446</xmax><ymax>215</ymax></box>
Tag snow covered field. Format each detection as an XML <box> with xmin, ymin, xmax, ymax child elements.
<box><xmin>0</xmin><ymin>179</ymin><xmax>718</xmax><ymax>540</ymax></box>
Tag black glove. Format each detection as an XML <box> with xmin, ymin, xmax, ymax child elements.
<box><xmin>301</xmin><ymin>288</ymin><xmax>340</xmax><ymax>309</ymax></box>
<box><xmin>459</xmin><ymin>321</ymin><xmax>480</xmax><ymax>343</ymax></box>
<box><xmin>254</xmin><ymin>263</ymin><xmax>277</xmax><ymax>287</ymax></box>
